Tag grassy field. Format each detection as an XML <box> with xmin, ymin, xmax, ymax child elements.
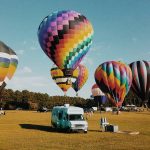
<box><xmin>0</xmin><ymin>110</ymin><xmax>150</xmax><ymax>150</ymax></box>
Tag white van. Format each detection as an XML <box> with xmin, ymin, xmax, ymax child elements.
<box><xmin>51</xmin><ymin>104</ymin><xmax>88</xmax><ymax>133</ymax></box>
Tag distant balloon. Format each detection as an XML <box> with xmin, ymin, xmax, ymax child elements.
<box><xmin>91</xmin><ymin>84</ymin><xmax>105</xmax><ymax>97</ymax></box>
<box><xmin>0</xmin><ymin>41</ymin><xmax>18</xmax><ymax>93</ymax></box>
<box><xmin>129</xmin><ymin>60</ymin><xmax>150</xmax><ymax>102</ymax></box>
<box><xmin>38</xmin><ymin>10</ymin><xmax>94</xmax><ymax>76</ymax></box>
<box><xmin>50</xmin><ymin>66</ymin><xmax>79</xmax><ymax>95</ymax></box>
<box><xmin>95</xmin><ymin>61</ymin><xmax>132</xmax><ymax>107</ymax></box>
<box><xmin>72</xmin><ymin>64</ymin><xmax>88</xmax><ymax>96</ymax></box>
<box><xmin>91</xmin><ymin>84</ymin><xmax>107</xmax><ymax>105</ymax></box>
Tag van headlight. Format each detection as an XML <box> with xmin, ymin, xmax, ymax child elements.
<box><xmin>71</xmin><ymin>124</ymin><xmax>75</xmax><ymax>128</ymax></box>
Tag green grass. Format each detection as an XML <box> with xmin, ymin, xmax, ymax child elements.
<box><xmin>0</xmin><ymin>110</ymin><xmax>150</xmax><ymax>150</ymax></box>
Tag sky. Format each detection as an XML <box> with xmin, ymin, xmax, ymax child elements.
<box><xmin>0</xmin><ymin>0</ymin><xmax>150</xmax><ymax>98</ymax></box>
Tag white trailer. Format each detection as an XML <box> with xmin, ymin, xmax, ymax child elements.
<box><xmin>51</xmin><ymin>104</ymin><xmax>88</xmax><ymax>133</ymax></box>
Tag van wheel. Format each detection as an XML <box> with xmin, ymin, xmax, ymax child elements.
<box><xmin>84</xmin><ymin>131</ymin><xmax>87</xmax><ymax>133</ymax></box>
<box><xmin>66</xmin><ymin>128</ymin><xmax>71</xmax><ymax>133</ymax></box>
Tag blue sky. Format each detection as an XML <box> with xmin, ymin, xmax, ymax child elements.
<box><xmin>0</xmin><ymin>0</ymin><xmax>150</xmax><ymax>98</ymax></box>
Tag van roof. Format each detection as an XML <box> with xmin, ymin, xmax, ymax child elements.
<box><xmin>53</xmin><ymin>106</ymin><xmax>84</xmax><ymax>114</ymax></box>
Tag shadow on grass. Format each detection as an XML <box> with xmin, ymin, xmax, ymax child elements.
<box><xmin>19</xmin><ymin>124</ymin><xmax>56</xmax><ymax>132</ymax></box>
<box><xmin>88</xmin><ymin>129</ymin><xmax>101</xmax><ymax>132</ymax></box>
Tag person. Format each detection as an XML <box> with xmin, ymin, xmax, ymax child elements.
<box><xmin>100</xmin><ymin>117</ymin><xmax>109</xmax><ymax>131</ymax></box>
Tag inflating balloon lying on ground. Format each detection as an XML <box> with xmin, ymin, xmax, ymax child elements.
<box><xmin>72</xmin><ymin>64</ymin><xmax>88</xmax><ymax>96</ymax></box>
<box><xmin>0</xmin><ymin>41</ymin><xmax>18</xmax><ymax>94</ymax></box>
<box><xmin>95</xmin><ymin>61</ymin><xmax>132</xmax><ymax>109</ymax></box>
<box><xmin>129</xmin><ymin>60</ymin><xmax>150</xmax><ymax>104</ymax></box>
<box><xmin>38</xmin><ymin>10</ymin><xmax>94</xmax><ymax>76</ymax></box>
<box><xmin>50</xmin><ymin>66</ymin><xmax>79</xmax><ymax>95</ymax></box>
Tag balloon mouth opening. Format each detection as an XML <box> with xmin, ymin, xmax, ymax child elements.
<box><xmin>62</xmin><ymin>69</ymin><xmax>73</xmax><ymax>77</ymax></box>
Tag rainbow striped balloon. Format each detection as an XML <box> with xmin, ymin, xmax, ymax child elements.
<box><xmin>38</xmin><ymin>10</ymin><xmax>93</xmax><ymax>73</ymax></box>
<box><xmin>95</xmin><ymin>61</ymin><xmax>132</xmax><ymax>107</ymax></box>
<box><xmin>72</xmin><ymin>64</ymin><xmax>88</xmax><ymax>95</ymax></box>
<box><xmin>50</xmin><ymin>66</ymin><xmax>79</xmax><ymax>95</ymax></box>
<box><xmin>129</xmin><ymin>60</ymin><xmax>150</xmax><ymax>102</ymax></box>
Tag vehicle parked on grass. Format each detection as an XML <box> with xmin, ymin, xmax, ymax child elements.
<box><xmin>37</xmin><ymin>107</ymin><xmax>49</xmax><ymax>112</ymax></box>
<box><xmin>51</xmin><ymin>104</ymin><xmax>88</xmax><ymax>133</ymax></box>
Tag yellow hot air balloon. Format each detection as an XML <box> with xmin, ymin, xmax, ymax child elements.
<box><xmin>50</xmin><ymin>66</ymin><xmax>79</xmax><ymax>95</ymax></box>
<box><xmin>0</xmin><ymin>41</ymin><xmax>18</xmax><ymax>94</ymax></box>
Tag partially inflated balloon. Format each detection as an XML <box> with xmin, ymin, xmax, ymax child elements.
<box><xmin>50</xmin><ymin>66</ymin><xmax>79</xmax><ymax>95</ymax></box>
<box><xmin>129</xmin><ymin>60</ymin><xmax>150</xmax><ymax>102</ymax></box>
<box><xmin>95</xmin><ymin>61</ymin><xmax>132</xmax><ymax>107</ymax></box>
<box><xmin>38</xmin><ymin>10</ymin><xmax>93</xmax><ymax>75</ymax></box>
<box><xmin>72</xmin><ymin>64</ymin><xmax>88</xmax><ymax>95</ymax></box>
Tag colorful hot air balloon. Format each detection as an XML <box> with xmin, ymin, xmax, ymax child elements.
<box><xmin>91</xmin><ymin>84</ymin><xmax>107</xmax><ymax>108</ymax></box>
<box><xmin>129</xmin><ymin>60</ymin><xmax>150</xmax><ymax>103</ymax></box>
<box><xmin>72</xmin><ymin>64</ymin><xmax>88</xmax><ymax>96</ymax></box>
<box><xmin>95</xmin><ymin>61</ymin><xmax>132</xmax><ymax>108</ymax></box>
<box><xmin>38</xmin><ymin>10</ymin><xmax>94</xmax><ymax>76</ymax></box>
<box><xmin>4</xmin><ymin>48</ymin><xmax>18</xmax><ymax>85</ymax></box>
<box><xmin>50</xmin><ymin>66</ymin><xmax>79</xmax><ymax>95</ymax></box>
<box><xmin>0</xmin><ymin>41</ymin><xmax>18</xmax><ymax>94</ymax></box>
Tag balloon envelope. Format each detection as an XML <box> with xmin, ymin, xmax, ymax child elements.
<box><xmin>95</xmin><ymin>61</ymin><xmax>132</xmax><ymax>107</ymax></box>
<box><xmin>91</xmin><ymin>84</ymin><xmax>105</xmax><ymax>97</ymax></box>
<box><xmin>50</xmin><ymin>66</ymin><xmax>79</xmax><ymax>94</ymax></box>
<box><xmin>38</xmin><ymin>10</ymin><xmax>93</xmax><ymax>74</ymax></box>
<box><xmin>72</xmin><ymin>64</ymin><xmax>88</xmax><ymax>93</ymax></box>
<box><xmin>129</xmin><ymin>60</ymin><xmax>150</xmax><ymax>102</ymax></box>
<box><xmin>0</xmin><ymin>41</ymin><xmax>11</xmax><ymax>86</ymax></box>
<box><xmin>0</xmin><ymin>41</ymin><xmax>18</xmax><ymax>93</ymax></box>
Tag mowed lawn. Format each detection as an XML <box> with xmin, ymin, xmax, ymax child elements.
<box><xmin>0</xmin><ymin>110</ymin><xmax>150</xmax><ymax>150</ymax></box>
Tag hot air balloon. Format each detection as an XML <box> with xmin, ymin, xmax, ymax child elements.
<box><xmin>0</xmin><ymin>41</ymin><xmax>18</xmax><ymax>94</ymax></box>
<box><xmin>95</xmin><ymin>61</ymin><xmax>132</xmax><ymax>113</ymax></box>
<box><xmin>129</xmin><ymin>60</ymin><xmax>150</xmax><ymax>104</ymax></box>
<box><xmin>91</xmin><ymin>84</ymin><xmax>107</xmax><ymax>108</ymax></box>
<box><xmin>50</xmin><ymin>66</ymin><xmax>79</xmax><ymax>95</ymax></box>
<box><xmin>72</xmin><ymin>64</ymin><xmax>88</xmax><ymax>96</ymax></box>
<box><xmin>38</xmin><ymin>10</ymin><xmax>94</xmax><ymax>76</ymax></box>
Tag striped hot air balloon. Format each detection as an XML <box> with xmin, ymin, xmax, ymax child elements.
<box><xmin>129</xmin><ymin>60</ymin><xmax>150</xmax><ymax>103</ymax></box>
<box><xmin>0</xmin><ymin>41</ymin><xmax>18</xmax><ymax>93</ymax></box>
<box><xmin>72</xmin><ymin>64</ymin><xmax>88</xmax><ymax>96</ymax></box>
<box><xmin>38</xmin><ymin>10</ymin><xmax>94</xmax><ymax>76</ymax></box>
<box><xmin>50</xmin><ymin>66</ymin><xmax>79</xmax><ymax>95</ymax></box>
<box><xmin>95</xmin><ymin>61</ymin><xmax>132</xmax><ymax>108</ymax></box>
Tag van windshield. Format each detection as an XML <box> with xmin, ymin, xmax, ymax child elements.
<box><xmin>68</xmin><ymin>114</ymin><xmax>84</xmax><ymax>121</ymax></box>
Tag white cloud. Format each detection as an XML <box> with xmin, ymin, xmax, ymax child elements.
<box><xmin>17</xmin><ymin>49</ymin><xmax>24</xmax><ymax>55</ymax></box>
<box><xmin>6</xmin><ymin>75</ymin><xmax>60</xmax><ymax>96</ymax></box>
<box><xmin>18</xmin><ymin>66</ymin><xmax>32</xmax><ymax>74</ymax></box>
<box><xmin>81</xmin><ymin>57</ymin><xmax>93</xmax><ymax>65</ymax></box>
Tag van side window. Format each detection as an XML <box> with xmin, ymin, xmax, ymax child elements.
<box><xmin>58</xmin><ymin>112</ymin><xmax>62</xmax><ymax>120</ymax></box>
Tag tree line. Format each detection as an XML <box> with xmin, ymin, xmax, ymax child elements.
<box><xmin>0</xmin><ymin>88</ymin><xmax>148</xmax><ymax>110</ymax></box>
